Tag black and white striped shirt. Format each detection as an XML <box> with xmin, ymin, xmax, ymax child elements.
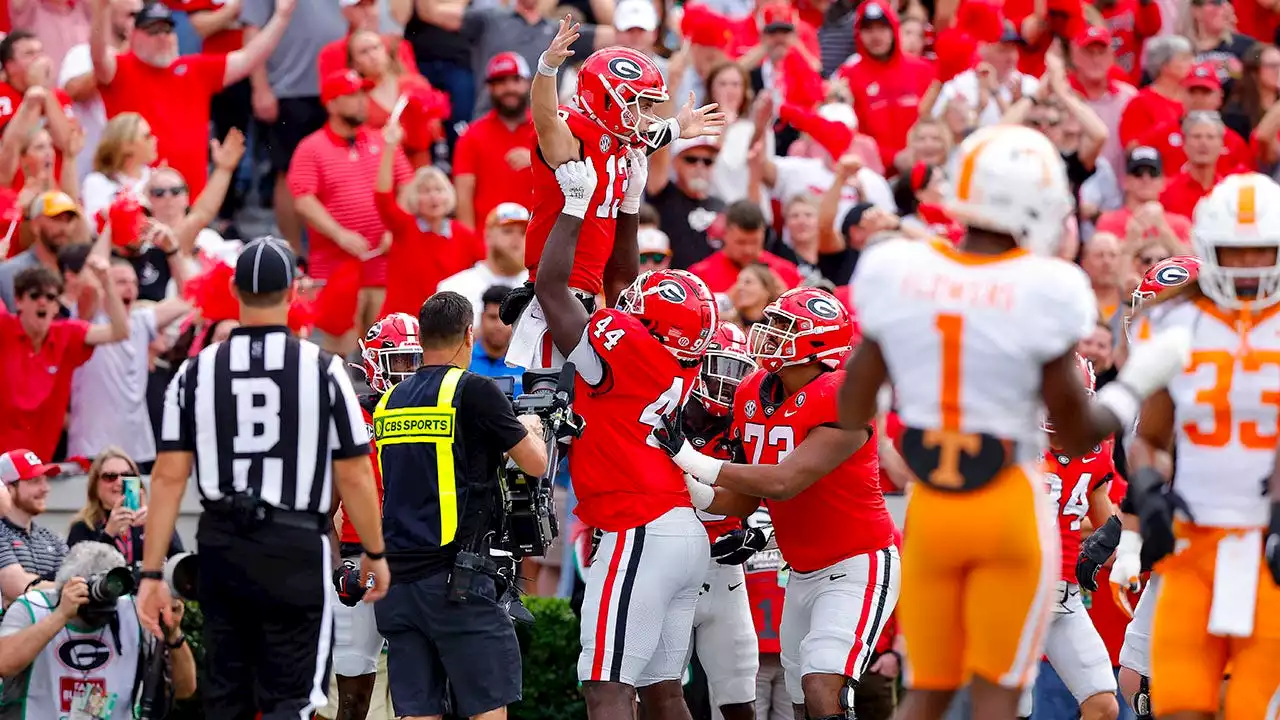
<box><xmin>158</xmin><ymin>325</ymin><xmax>369</xmax><ymax>514</ymax></box>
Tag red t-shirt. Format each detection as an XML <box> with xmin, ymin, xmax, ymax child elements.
<box><xmin>339</xmin><ymin>403</ymin><xmax>385</xmax><ymax>544</ymax></box>
<box><xmin>0</xmin><ymin>311</ymin><xmax>94</xmax><ymax>460</ymax></box>
<box><xmin>1043</xmin><ymin>442</ymin><xmax>1116</xmax><ymax>581</ymax></box>
<box><xmin>570</xmin><ymin>308</ymin><xmax>700</xmax><ymax>532</ymax></box>
<box><xmin>733</xmin><ymin>369</ymin><xmax>895</xmax><ymax>572</ymax></box>
<box><xmin>452</xmin><ymin>110</ymin><xmax>536</xmax><ymax>228</ymax></box>
<box><xmin>374</xmin><ymin>191</ymin><xmax>483</xmax><ymax>318</ymax></box>
<box><xmin>98</xmin><ymin>52</ymin><xmax>227</xmax><ymax>197</ymax></box>
<box><xmin>1098</xmin><ymin>0</ymin><xmax>1162</xmax><ymax>85</ymax></box>
<box><xmin>1160</xmin><ymin>169</ymin><xmax>1232</xmax><ymax>218</ymax></box>
<box><xmin>526</xmin><ymin>107</ymin><xmax>630</xmax><ymax>295</ymax></box>
<box><xmin>286</xmin><ymin>124</ymin><xmax>413</xmax><ymax>285</ymax></box>
<box><xmin>1095</xmin><ymin>207</ymin><xmax>1192</xmax><ymax>244</ymax></box>
<box><xmin>688</xmin><ymin>250</ymin><xmax>802</xmax><ymax>294</ymax></box>
<box><xmin>164</xmin><ymin>0</ymin><xmax>244</xmax><ymax>54</ymax></box>
<box><xmin>1118</xmin><ymin>88</ymin><xmax>1184</xmax><ymax>150</ymax></box>
<box><xmin>317</xmin><ymin>34</ymin><xmax>418</xmax><ymax>89</ymax></box>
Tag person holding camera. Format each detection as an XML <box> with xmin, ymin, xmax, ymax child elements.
<box><xmin>0</xmin><ymin>541</ymin><xmax>196</xmax><ymax>719</ymax></box>
<box><xmin>373</xmin><ymin>290</ymin><xmax>549</xmax><ymax>720</ymax></box>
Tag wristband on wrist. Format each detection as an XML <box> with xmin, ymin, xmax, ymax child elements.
<box><xmin>537</xmin><ymin>53</ymin><xmax>559</xmax><ymax>77</ymax></box>
<box><xmin>363</xmin><ymin>549</ymin><xmax>385</xmax><ymax>560</ymax></box>
<box><xmin>673</xmin><ymin>441</ymin><xmax>725</xmax><ymax>484</ymax></box>
<box><xmin>139</xmin><ymin>570</ymin><xmax>164</xmax><ymax>581</ymax></box>
<box><xmin>166</xmin><ymin>633</ymin><xmax>187</xmax><ymax>649</ymax></box>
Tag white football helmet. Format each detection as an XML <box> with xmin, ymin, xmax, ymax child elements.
<box><xmin>943</xmin><ymin>125</ymin><xmax>1074</xmax><ymax>256</ymax></box>
<box><xmin>1191</xmin><ymin>172</ymin><xmax>1280</xmax><ymax>309</ymax></box>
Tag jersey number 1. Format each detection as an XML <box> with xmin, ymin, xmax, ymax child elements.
<box><xmin>595</xmin><ymin>155</ymin><xmax>624</xmax><ymax>219</ymax></box>
<box><xmin>926</xmin><ymin>313</ymin><xmax>971</xmax><ymax>489</ymax></box>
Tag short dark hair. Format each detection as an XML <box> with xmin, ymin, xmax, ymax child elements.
<box><xmin>637</xmin><ymin>203</ymin><xmax>660</xmax><ymax>227</ymax></box>
<box><xmin>418</xmin><ymin>291</ymin><xmax>473</xmax><ymax>349</ymax></box>
<box><xmin>481</xmin><ymin>285</ymin><xmax>511</xmax><ymax>309</ymax></box>
<box><xmin>14</xmin><ymin>266</ymin><xmax>62</xmax><ymax>299</ymax></box>
<box><xmin>725</xmin><ymin>200</ymin><xmax>766</xmax><ymax>232</ymax></box>
<box><xmin>0</xmin><ymin>30</ymin><xmax>36</xmax><ymax>68</ymax></box>
<box><xmin>57</xmin><ymin>243</ymin><xmax>93</xmax><ymax>276</ymax></box>
<box><xmin>238</xmin><ymin>289</ymin><xmax>289</xmax><ymax>309</ymax></box>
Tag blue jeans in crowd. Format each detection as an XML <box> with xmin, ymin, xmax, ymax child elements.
<box><xmin>1032</xmin><ymin>661</ymin><xmax>1135</xmax><ymax>720</ymax></box>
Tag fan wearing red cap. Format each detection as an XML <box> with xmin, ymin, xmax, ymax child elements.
<box><xmin>453</xmin><ymin>53</ymin><xmax>536</xmax><ymax>229</ymax></box>
<box><xmin>1133</xmin><ymin>62</ymin><xmax>1252</xmax><ymax>176</ymax></box>
<box><xmin>834</xmin><ymin>1</ymin><xmax>935</xmax><ymax>171</ymax></box>
<box><xmin>509</xmin><ymin>17</ymin><xmax>726</xmax><ymax>371</ymax></box>
<box><xmin>0</xmin><ymin>448</ymin><xmax>66</xmax><ymax>592</ymax></box>
<box><xmin>1118</xmin><ymin>35</ymin><xmax>1194</xmax><ymax>150</ymax></box>
<box><xmin>1081</xmin><ymin>2</ymin><xmax>1160</xmax><ymax>86</ymax></box>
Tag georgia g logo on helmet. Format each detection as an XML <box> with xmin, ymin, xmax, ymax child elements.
<box><xmin>805</xmin><ymin>295</ymin><xmax>841</xmax><ymax>320</ymax></box>
<box><xmin>656</xmin><ymin>279</ymin><xmax>688</xmax><ymax>303</ymax></box>
<box><xmin>1154</xmin><ymin>264</ymin><xmax>1190</xmax><ymax>287</ymax></box>
<box><xmin>608</xmin><ymin>56</ymin><xmax>644</xmax><ymax>81</ymax></box>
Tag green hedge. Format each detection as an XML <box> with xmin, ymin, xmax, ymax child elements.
<box><xmin>171</xmin><ymin>596</ymin><xmax>585</xmax><ymax>719</ymax></box>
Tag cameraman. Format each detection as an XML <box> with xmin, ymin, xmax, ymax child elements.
<box><xmin>373</xmin><ymin>290</ymin><xmax>548</xmax><ymax>720</ymax></box>
<box><xmin>0</xmin><ymin>542</ymin><xmax>196</xmax><ymax>719</ymax></box>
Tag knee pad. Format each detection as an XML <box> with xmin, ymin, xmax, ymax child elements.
<box><xmin>1133</xmin><ymin>675</ymin><xmax>1152</xmax><ymax>720</ymax></box>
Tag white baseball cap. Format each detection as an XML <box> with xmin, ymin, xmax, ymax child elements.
<box><xmin>672</xmin><ymin>135</ymin><xmax>720</xmax><ymax>157</ymax></box>
<box><xmin>614</xmin><ymin>0</ymin><xmax>658</xmax><ymax>32</ymax></box>
<box><xmin>638</xmin><ymin>227</ymin><xmax>671</xmax><ymax>256</ymax></box>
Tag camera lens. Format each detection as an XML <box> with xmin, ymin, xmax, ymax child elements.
<box><xmin>88</xmin><ymin>567</ymin><xmax>137</xmax><ymax>603</ymax></box>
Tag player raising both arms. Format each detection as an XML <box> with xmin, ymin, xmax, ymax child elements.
<box><xmin>506</xmin><ymin>18</ymin><xmax>726</xmax><ymax>370</ymax></box>
<box><xmin>836</xmin><ymin>124</ymin><xmax>1193</xmax><ymax>720</ymax></box>
<box><xmin>1119</xmin><ymin>173</ymin><xmax>1280</xmax><ymax>720</ymax></box>
<box><xmin>535</xmin><ymin>160</ymin><xmax>719</xmax><ymax>720</ymax></box>
<box><xmin>652</xmin><ymin>287</ymin><xmax>900</xmax><ymax>720</ymax></box>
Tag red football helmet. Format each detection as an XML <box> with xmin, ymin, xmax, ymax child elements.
<box><xmin>617</xmin><ymin>269</ymin><xmax>718</xmax><ymax>362</ymax></box>
<box><xmin>748</xmin><ymin>287</ymin><xmax>852</xmax><ymax>373</ymax></box>
<box><xmin>358</xmin><ymin>313</ymin><xmax>422</xmax><ymax>394</ymax></box>
<box><xmin>1043</xmin><ymin>354</ymin><xmax>1095</xmax><ymax>433</ymax></box>
<box><xmin>575</xmin><ymin>47</ymin><xmax>669</xmax><ymax>148</ymax></box>
<box><xmin>1131</xmin><ymin>255</ymin><xmax>1201</xmax><ymax>313</ymax></box>
<box><xmin>693</xmin><ymin>322</ymin><xmax>757</xmax><ymax>416</ymax></box>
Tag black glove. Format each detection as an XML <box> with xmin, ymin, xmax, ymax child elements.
<box><xmin>649</xmin><ymin>404</ymin><xmax>686</xmax><ymax>458</ymax></box>
<box><xmin>1128</xmin><ymin>467</ymin><xmax>1192</xmax><ymax>571</ymax></box>
<box><xmin>1266</xmin><ymin>501</ymin><xmax>1280</xmax><ymax>586</ymax></box>
<box><xmin>1076</xmin><ymin>514</ymin><xmax>1122</xmax><ymax>591</ymax></box>
<box><xmin>333</xmin><ymin>559</ymin><xmax>367</xmax><ymax>607</ymax></box>
<box><xmin>499</xmin><ymin>283</ymin><xmax>536</xmax><ymax>326</ymax></box>
<box><xmin>711</xmin><ymin>526</ymin><xmax>771</xmax><ymax>565</ymax></box>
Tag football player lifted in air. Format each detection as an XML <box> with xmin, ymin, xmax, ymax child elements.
<box><xmin>331</xmin><ymin>314</ymin><xmax>422</xmax><ymax>719</ymax></box>
<box><xmin>836</xmin><ymin>124</ymin><xmax>1193</xmax><ymax>720</ymax></box>
<box><xmin>505</xmin><ymin>18</ymin><xmax>726</xmax><ymax>371</ymax></box>
<box><xmin>535</xmin><ymin>159</ymin><xmax>719</xmax><ymax>720</ymax></box>
<box><xmin>1113</xmin><ymin>174</ymin><xmax>1280</xmax><ymax>720</ymax></box>
<box><xmin>651</xmin><ymin>286</ymin><xmax>900</xmax><ymax>720</ymax></box>
<box><xmin>684</xmin><ymin>321</ymin><xmax>760</xmax><ymax>720</ymax></box>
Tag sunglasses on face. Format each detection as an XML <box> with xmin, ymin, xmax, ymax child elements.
<box><xmin>1130</xmin><ymin>167</ymin><xmax>1161</xmax><ymax>179</ymax></box>
<box><xmin>681</xmin><ymin>155</ymin><xmax>716</xmax><ymax>167</ymax></box>
<box><xmin>100</xmin><ymin>471</ymin><xmax>139</xmax><ymax>482</ymax></box>
<box><xmin>24</xmin><ymin>291</ymin><xmax>58</xmax><ymax>302</ymax></box>
<box><xmin>139</xmin><ymin>23</ymin><xmax>175</xmax><ymax>35</ymax></box>
<box><xmin>149</xmin><ymin>185</ymin><xmax>187</xmax><ymax>198</ymax></box>
<box><xmin>640</xmin><ymin>252</ymin><xmax>668</xmax><ymax>264</ymax></box>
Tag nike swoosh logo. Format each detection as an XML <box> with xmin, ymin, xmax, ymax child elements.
<box><xmin>829</xmin><ymin>573</ymin><xmax>846</xmax><ymax>581</ymax></box>
<box><xmin>784</xmin><ymin>410</ymin><xmax>798</xmax><ymax>417</ymax></box>
<box><xmin>1080</xmin><ymin>456</ymin><xmax>1096</xmax><ymax>463</ymax></box>
<box><xmin>728</xmin><ymin>582</ymin><xmax>743</xmax><ymax>591</ymax></box>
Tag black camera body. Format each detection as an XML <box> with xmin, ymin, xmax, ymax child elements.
<box><xmin>497</xmin><ymin>363</ymin><xmax>584</xmax><ymax>558</ymax></box>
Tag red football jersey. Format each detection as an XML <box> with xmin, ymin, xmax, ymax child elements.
<box><xmin>526</xmin><ymin>106</ymin><xmax>630</xmax><ymax>295</ymax></box>
<box><xmin>1043</xmin><ymin>440</ymin><xmax>1115</xmax><ymax>582</ymax></box>
<box><xmin>732</xmin><ymin>369</ymin><xmax>895</xmax><ymax>573</ymax></box>
<box><xmin>339</xmin><ymin>402</ymin><xmax>384</xmax><ymax>545</ymax></box>
<box><xmin>742</xmin><ymin>506</ymin><xmax>785</xmax><ymax>654</ymax></box>
<box><xmin>569</xmin><ymin>308</ymin><xmax>700</xmax><ymax>532</ymax></box>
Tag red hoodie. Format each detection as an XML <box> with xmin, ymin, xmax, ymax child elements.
<box><xmin>836</xmin><ymin>1</ymin><xmax>935</xmax><ymax>172</ymax></box>
<box><xmin>1097</xmin><ymin>0</ymin><xmax>1162</xmax><ymax>86</ymax></box>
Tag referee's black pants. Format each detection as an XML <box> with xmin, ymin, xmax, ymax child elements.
<box><xmin>197</xmin><ymin>512</ymin><xmax>333</xmax><ymax>720</ymax></box>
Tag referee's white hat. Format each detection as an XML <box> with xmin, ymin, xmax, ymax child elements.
<box><xmin>235</xmin><ymin>236</ymin><xmax>297</xmax><ymax>294</ymax></box>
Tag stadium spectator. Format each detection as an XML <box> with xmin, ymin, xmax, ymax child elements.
<box><xmin>690</xmin><ymin>200</ymin><xmax>801</xmax><ymax>293</ymax></box>
<box><xmin>1222</xmin><ymin>42</ymin><xmax>1280</xmax><ymax>139</ymax></box>
<box><xmin>317</xmin><ymin>0</ymin><xmax>417</xmax><ymax>84</ymax></box>
<box><xmin>66</xmin><ymin>446</ymin><xmax>186</xmax><ymax>557</ymax></box>
<box><xmin>54</xmin><ymin>242</ymin><xmax>94</xmax><ymax>318</ymax></box>
<box><xmin>57</xmin><ymin>0</ymin><xmax>140</xmax><ymax>183</ymax></box>
<box><xmin>1081</xmin><ymin>232</ymin><xmax>1127</xmax><ymax>328</ymax></box>
<box><xmin>932</xmin><ymin>22</ymin><xmax>1040</xmax><ymax>130</ymax></box>
<box><xmin>9</xmin><ymin>0</ymin><xmax>91</xmax><ymax>79</ymax></box>
<box><xmin>1139</xmin><ymin>61</ymin><xmax>1252</xmax><ymax>173</ymax></box>
<box><xmin>612</xmin><ymin>0</ymin><xmax>666</xmax><ymax>76</ymax></box>
<box><xmin>0</xmin><ymin>449</ymin><xmax>67</xmax><ymax>603</ymax></box>
<box><xmin>0</xmin><ymin>31</ymin><xmax>77</xmax><ymax>151</ymax></box>
<box><xmin>637</xmin><ymin>225</ymin><xmax>673</xmax><ymax>273</ymax></box>
<box><xmin>91</xmin><ymin>0</ymin><xmax>291</xmax><ymax>198</ymax></box>
<box><xmin>1069</xmin><ymin>25</ymin><xmax>1138</xmax><ymax>180</ymax></box>
<box><xmin>1095</xmin><ymin>0</ymin><xmax>1163</xmax><ymax>85</ymax></box>
<box><xmin>66</xmin><ymin>257</ymin><xmax>191</xmax><ymax>467</ymax></box>
<box><xmin>1186</xmin><ymin>0</ymin><xmax>1255</xmax><ymax>88</ymax></box>
<box><xmin>437</xmin><ymin>202</ymin><xmax>530</xmax><ymax>324</ymax></box>
<box><xmin>81</xmin><ymin>112</ymin><xmax>156</xmax><ymax>222</ymax></box>
<box><xmin>705</xmin><ymin>61</ymin><xmax>769</xmax><ymax>209</ymax></box>
<box><xmin>1096</xmin><ymin>146</ymin><xmax>1192</xmax><ymax>246</ymax></box>
<box><xmin>725</xmin><ymin>262</ymin><xmax>785</xmax><ymax>331</ymax></box>
<box><xmin>1006</xmin><ymin>54</ymin><xmax>1109</xmax><ymax>198</ymax></box>
<box><xmin>1</xmin><ymin>125</ymin><xmax>79</xmax><ymax>231</ymax></box>
<box><xmin>289</xmin><ymin>68</ymin><xmax>411</xmax><ymax>353</ymax></box>
<box><xmin>470</xmin><ymin>284</ymin><xmax>524</xmax><ymax>394</ymax></box>
<box><xmin>1</xmin><ymin>191</ymin><xmax>88</xmax><ymax>311</ymax></box>
<box><xmin>1159</xmin><ymin>110</ymin><xmax>1232</xmax><ymax>216</ymax></box>
<box><xmin>453</xmin><ymin>52</ymin><xmax>535</xmax><ymax>229</ymax></box>
<box><xmin>347</xmin><ymin>28</ymin><xmax>439</xmax><ymax>165</ymax></box>
<box><xmin>648</xmin><ymin>136</ymin><xmax>728</xmax><ymax>269</ymax></box>
<box><xmin>1119</xmin><ymin>35</ymin><xmax>1193</xmax><ymax>150</ymax></box>
<box><xmin>145</xmin><ymin>129</ymin><xmax>247</xmax><ymax>264</ymax></box>
<box><xmin>892</xmin><ymin>117</ymin><xmax>953</xmax><ymax>175</ymax></box>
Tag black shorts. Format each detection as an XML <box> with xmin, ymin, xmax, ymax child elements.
<box><xmin>374</xmin><ymin>572</ymin><xmax>522</xmax><ymax>717</ymax></box>
<box><xmin>266</xmin><ymin>96</ymin><xmax>327</xmax><ymax>174</ymax></box>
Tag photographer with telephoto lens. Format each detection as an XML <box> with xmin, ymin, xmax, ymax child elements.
<box><xmin>0</xmin><ymin>542</ymin><xmax>196</xmax><ymax>720</ymax></box>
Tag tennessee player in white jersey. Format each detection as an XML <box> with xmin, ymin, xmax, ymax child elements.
<box><xmin>838</xmin><ymin>124</ymin><xmax>1193</xmax><ymax>720</ymax></box>
<box><xmin>1123</xmin><ymin>172</ymin><xmax>1280</xmax><ymax>720</ymax></box>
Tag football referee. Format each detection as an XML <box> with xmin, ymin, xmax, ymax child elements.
<box><xmin>136</xmin><ymin>237</ymin><xmax>391</xmax><ymax>720</ymax></box>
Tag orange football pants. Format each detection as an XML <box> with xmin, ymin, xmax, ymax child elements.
<box><xmin>1151</xmin><ymin>523</ymin><xmax>1280</xmax><ymax>718</ymax></box>
<box><xmin>899</xmin><ymin>464</ymin><xmax>1058</xmax><ymax>690</ymax></box>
